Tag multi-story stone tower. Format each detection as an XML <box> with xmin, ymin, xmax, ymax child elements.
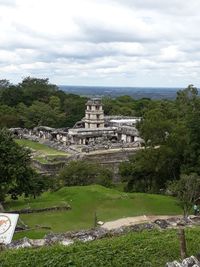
<box><xmin>85</xmin><ymin>98</ymin><xmax>104</xmax><ymax>129</ymax></box>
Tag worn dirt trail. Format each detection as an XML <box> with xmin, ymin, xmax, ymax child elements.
<box><xmin>101</xmin><ymin>215</ymin><xmax>182</xmax><ymax>230</ymax></box>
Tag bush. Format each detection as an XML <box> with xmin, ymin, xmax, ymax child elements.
<box><xmin>59</xmin><ymin>160</ymin><xmax>112</xmax><ymax>187</ymax></box>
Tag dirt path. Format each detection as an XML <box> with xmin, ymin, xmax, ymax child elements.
<box><xmin>101</xmin><ymin>215</ymin><xmax>182</xmax><ymax>230</ymax></box>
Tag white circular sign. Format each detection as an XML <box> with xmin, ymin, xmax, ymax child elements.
<box><xmin>0</xmin><ymin>215</ymin><xmax>11</xmax><ymax>235</ymax></box>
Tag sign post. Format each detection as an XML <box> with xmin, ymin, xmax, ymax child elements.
<box><xmin>0</xmin><ymin>213</ymin><xmax>19</xmax><ymax>245</ymax></box>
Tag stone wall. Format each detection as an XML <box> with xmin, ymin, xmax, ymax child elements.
<box><xmin>11</xmin><ymin>127</ymin><xmax>141</xmax><ymax>178</ymax></box>
<box><xmin>8</xmin><ymin>205</ymin><xmax>71</xmax><ymax>214</ymax></box>
<box><xmin>82</xmin><ymin>149</ymin><xmax>137</xmax><ymax>181</ymax></box>
<box><xmin>30</xmin><ymin>145</ymin><xmax>138</xmax><ymax>179</ymax></box>
<box><xmin>32</xmin><ymin>160</ymin><xmax>66</xmax><ymax>174</ymax></box>
<box><xmin>5</xmin><ymin>216</ymin><xmax>200</xmax><ymax>252</ymax></box>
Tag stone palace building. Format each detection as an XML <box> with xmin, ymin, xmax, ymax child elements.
<box><xmin>11</xmin><ymin>98</ymin><xmax>143</xmax><ymax>152</ymax></box>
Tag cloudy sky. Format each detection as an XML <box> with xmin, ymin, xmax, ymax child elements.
<box><xmin>0</xmin><ymin>0</ymin><xmax>200</xmax><ymax>87</ymax></box>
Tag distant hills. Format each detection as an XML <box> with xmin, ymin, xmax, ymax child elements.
<box><xmin>60</xmin><ymin>85</ymin><xmax>182</xmax><ymax>99</ymax></box>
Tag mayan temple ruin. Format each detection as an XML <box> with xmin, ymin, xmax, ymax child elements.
<box><xmin>11</xmin><ymin>98</ymin><xmax>143</xmax><ymax>151</ymax></box>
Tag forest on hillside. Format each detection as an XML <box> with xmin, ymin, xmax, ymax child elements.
<box><xmin>1</xmin><ymin>78</ymin><xmax>200</xmax><ymax>210</ymax></box>
<box><xmin>120</xmin><ymin>84</ymin><xmax>200</xmax><ymax>199</ymax></box>
<box><xmin>0</xmin><ymin>77</ymin><xmax>160</xmax><ymax>128</ymax></box>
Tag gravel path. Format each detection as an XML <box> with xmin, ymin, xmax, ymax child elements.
<box><xmin>101</xmin><ymin>215</ymin><xmax>182</xmax><ymax>230</ymax></box>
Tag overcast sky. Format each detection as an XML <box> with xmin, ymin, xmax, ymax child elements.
<box><xmin>0</xmin><ymin>0</ymin><xmax>200</xmax><ymax>87</ymax></box>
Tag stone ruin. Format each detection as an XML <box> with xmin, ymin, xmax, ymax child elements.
<box><xmin>0</xmin><ymin>216</ymin><xmax>199</xmax><ymax>266</ymax></box>
<box><xmin>10</xmin><ymin>98</ymin><xmax>144</xmax><ymax>153</ymax></box>
<box><xmin>4</xmin><ymin>216</ymin><xmax>200</xmax><ymax>250</ymax></box>
<box><xmin>166</xmin><ymin>256</ymin><xmax>200</xmax><ymax>267</ymax></box>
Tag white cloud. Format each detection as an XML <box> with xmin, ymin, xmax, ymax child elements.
<box><xmin>0</xmin><ymin>0</ymin><xmax>16</xmax><ymax>6</ymax></box>
<box><xmin>0</xmin><ymin>0</ymin><xmax>200</xmax><ymax>86</ymax></box>
<box><xmin>159</xmin><ymin>46</ymin><xmax>185</xmax><ymax>62</ymax></box>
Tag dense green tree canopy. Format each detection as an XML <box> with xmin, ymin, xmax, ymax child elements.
<box><xmin>0</xmin><ymin>128</ymin><xmax>45</xmax><ymax>201</ymax></box>
<box><xmin>0</xmin><ymin>77</ymin><xmax>87</xmax><ymax>128</ymax></box>
<box><xmin>0</xmin><ymin>77</ymin><xmax>158</xmax><ymax>129</ymax></box>
<box><xmin>120</xmin><ymin>85</ymin><xmax>200</xmax><ymax>193</ymax></box>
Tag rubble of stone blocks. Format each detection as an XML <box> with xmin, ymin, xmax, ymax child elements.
<box><xmin>3</xmin><ymin>216</ymin><xmax>200</xmax><ymax>250</ymax></box>
<box><xmin>9</xmin><ymin>204</ymin><xmax>71</xmax><ymax>214</ymax></box>
<box><xmin>166</xmin><ymin>255</ymin><xmax>200</xmax><ymax>267</ymax></box>
<box><xmin>10</xmin><ymin>123</ymin><xmax>142</xmax><ymax>152</ymax></box>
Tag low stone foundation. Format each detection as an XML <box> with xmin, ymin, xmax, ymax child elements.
<box><xmin>7</xmin><ymin>205</ymin><xmax>71</xmax><ymax>214</ymax></box>
<box><xmin>4</xmin><ymin>216</ymin><xmax>200</xmax><ymax>250</ymax></box>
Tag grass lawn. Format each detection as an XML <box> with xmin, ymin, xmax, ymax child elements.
<box><xmin>15</xmin><ymin>139</ymin><xmax>68</xmax><ymax>156</ymax></box>
<box><xmin>4</xmin><ymin>185</ymin><xmax>181</xmax><ymax>240</ymax></box>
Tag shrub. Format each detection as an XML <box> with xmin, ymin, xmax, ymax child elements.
<box><xmin>59</xmin><ymin>160</ymin><xmax>112</xmax><ymax>187</ymax></box>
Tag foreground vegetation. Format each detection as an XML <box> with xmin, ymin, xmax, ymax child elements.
<box><xmin>0</xmin><ymin>129</ymin><xmax>44</xmax><ymax>201</ymax></box>
<box><xmin>1</xmin><ymin>228</ymin><xmax>200</xmax><ymax>267</ymax></box>
<box><xmin>4</xmin><ymin>185</ymin><xmax>181</xmax><ymax>239</ymax></box>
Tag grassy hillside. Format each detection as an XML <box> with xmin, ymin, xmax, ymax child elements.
<box><xmin>15</xmin><ymin>139</ymin><xmax>68</xmax><ymax>155</ymax></box>
<box><xmin>15</xmin><ymin>139</ymin><xmax>69</xmax><ymax>163</ymax></box>
<box><xmin>1</xmin><ymin>228</ymin><xmax>200</xmax><ymax>267</ymax></box>
<box><xmin>4</xmin><ymin>185</ymin><xmax>181</xmax><ymax>239</ymax></box>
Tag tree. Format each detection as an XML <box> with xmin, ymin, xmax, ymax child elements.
<box><xmin>138</xmin><ymin>105</ymin><xmax>173</xmax><ymax>147</ymax></box>
<box><xmin>59</xmin><ymin>160</ymin><xmax>112</xmax><ymax>187</ymax></box>
<box><xmin>168</xmin><ymin>173</ymin><xmax>200</xmax><ymax>217</ymax></box>
<box><xmin>20</xmin><ymin>173</ymin><xmax>51</xmax><ymax>199</ymax></box>
<box><xmin>19</xmin><ymin>77</ymin><xmax>58</xmax><ymax>105</ymax></box>
<box><xmin>24</xmin><ymin>101</ymin><xmax>65</xmax><ymax>128</ymax></box>
<box><xmin>0</xmin><ymin>85</ymin><xmax>23</xmax><ymax>106</ymax></box>
<box><xmin>176</xmin><ymin>84</ymin><xmax>198</xmax><ymax>118</ymax></box>
<box><xmin>0</xmin><ymin>105</ymin><xmax>20</xmax><ymax>128</ymax></box>
<box><xmin>0</xmin><ymin>79</ymin><xmax>11</xmax><ymax>90</ymax></box>
<box><xmin>120</xmin><ymin>145</ymin><xmax>180</xmax><ymax>193</ymax></box>
<box><xmin>63</xmin><ymin>95</ymin><xmax>86</xmax><ymax>127</ymax></box>
<box><xmin>49</xmin><ymin>96</ymin><xmax>61</xmax><ymax>111</ymax></box>
<box><xmin>0</xmin><ymin>128</ymin><xmax>42</xmax><ymax>201</ymax></box>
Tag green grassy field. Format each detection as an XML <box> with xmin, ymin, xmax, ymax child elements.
<box><xmin>4</xmin><ymin>185</ymin><xmax>181</xmax><ymax>239</ymax></box>
<box><xmin>1</xmin><ymin>228</ymin><xmax>200</xmax><ymax>267</ymax></box>
<box><xmin>15</xmin><ymin>139</ymin><xmax>68</xmax><ymax>156</ymax></box>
